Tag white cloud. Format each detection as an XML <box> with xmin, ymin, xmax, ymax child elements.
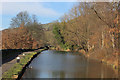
<box><xmin>0</xmin><ymin>27</ymin><xmax>6</xmax><ymax>30</ymax></box>
<box><xmin>2</xmin><ymin>2</ymin><xmax>61</xmax><ymax>17</ymax></box>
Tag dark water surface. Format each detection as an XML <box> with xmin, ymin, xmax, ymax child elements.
<box><xmin>22</xmin><ymin>50</ymin><xmax>118</xmax><ymax>78</ymax></box>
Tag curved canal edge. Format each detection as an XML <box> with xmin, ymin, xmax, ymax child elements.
<box><xmin>1</xmin><ymin>48</ymin><xmax>48</xmax><ymax>80</ymax></box>
<box><xmin>16</xmin><ymin>48</ymin><xmax>48</xmax><ymax>80</ymax></box>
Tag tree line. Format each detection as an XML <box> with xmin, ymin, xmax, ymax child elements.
<box><xmin>2</xmin><ymin>11</ymin><xmax>46</xmax><ymax>49</ymax></box>
<box><xmin>52</xmin><ymin>2</ymin><xmax>119</xmax><ymax>60</ymax></box>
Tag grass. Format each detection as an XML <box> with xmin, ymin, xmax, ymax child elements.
<box><xmin>2</xmin><ymin>49</ymin><xmax>45</xmax><ymax>79</ymax></box>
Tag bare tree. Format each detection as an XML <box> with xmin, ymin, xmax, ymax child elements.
<box><xmin>10</xmin><ymin>11</ymin><xmax>31</xmax><ymax>28</ymax></box>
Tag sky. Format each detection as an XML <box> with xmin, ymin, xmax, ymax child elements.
<box><xmin>0</xmin><ymin>2</ymin><xmax>77</xmax><ymax>30</ymax></box>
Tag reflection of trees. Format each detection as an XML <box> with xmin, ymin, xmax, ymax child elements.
<box><xmin>86</xmin><ymin>58</ymin><xmax>89</xmax><ymax>78</ymax></box>
<box><xmin>100</xmin><ymin>64</ymin><xmax>104</xmax><ymax>79</ymax></box>
<box><xmin>52</xmin><ymin>71</ymin><xmax>65</xmax><ymax>78</ymax></box>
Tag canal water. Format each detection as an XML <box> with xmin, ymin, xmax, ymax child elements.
<box><xmin>22</xmin><ymin>50</ymin><xmax>118</xmax><ymax>78</ymax></box>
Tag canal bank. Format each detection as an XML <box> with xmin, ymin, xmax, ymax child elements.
<box><xmin>2</xmin><ymin>48</ymin><xmax>48</xmax><ymax>79</ymax></box>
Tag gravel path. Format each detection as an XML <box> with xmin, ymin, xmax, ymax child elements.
<box><xmin>1</xmin><ymin>49</ymin><xmax>45</xmax><ymax>76</ymax></box>
<box><xmin>2</xmin><ymin>51</ymin><xmax>33</xmax><ymax>75</ymax></box>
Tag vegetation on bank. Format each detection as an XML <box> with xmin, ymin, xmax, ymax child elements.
<box><xmin>52</xmin><ymin>2</ymin><xmax>119</xmax><ymax>69</ymax></box>
<box><xmin>2</xmin><ymin>49</ymin><xmax>45</xmax><ymax>79</ymax></box>
<box><xmin>53</xmin><ymin>23</ymin><xmax>68</xmax><ymax>50</ymax></box>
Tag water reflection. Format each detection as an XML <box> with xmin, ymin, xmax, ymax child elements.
<box><xmin>22</xmin><ymin>50</ymin><xmax>118</xmax><ymax>78</ymax></box>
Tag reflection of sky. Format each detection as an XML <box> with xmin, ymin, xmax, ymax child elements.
<box><xmin>1</xmin><ymin>2</ymin><xmax>76</xmax><ymax>30</ymax></box>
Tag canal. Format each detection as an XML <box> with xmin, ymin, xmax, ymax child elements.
<box><xmin>22</xmin><ymin>50</ymin><xmax>118</xmax><ymax>78</ymax></box>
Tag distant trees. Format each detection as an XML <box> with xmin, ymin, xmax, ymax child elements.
<box><xmin>2</xmin><ymin>11</ymin><xmax>47</xmax><ymax>49</ymax></box>
<box><xmin>10</xmin><ymin>11</ymin><xmax>31</xmax><ymax>28</ymax></box>
<box><xmin>10</xmin><ymin>11</ymin><xmax>40</xmax><ymax>28</ymax></box>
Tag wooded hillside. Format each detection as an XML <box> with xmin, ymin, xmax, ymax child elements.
<box><xmin>52</xmin><ymin>2</ymin><xmax>119</xmax><ymax>67</ymax></box>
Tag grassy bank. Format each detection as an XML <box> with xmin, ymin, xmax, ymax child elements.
<box><xmin>2</xmin><ymin>48</ymin><xmax>46</xmax><ymax>79</ymax></box>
